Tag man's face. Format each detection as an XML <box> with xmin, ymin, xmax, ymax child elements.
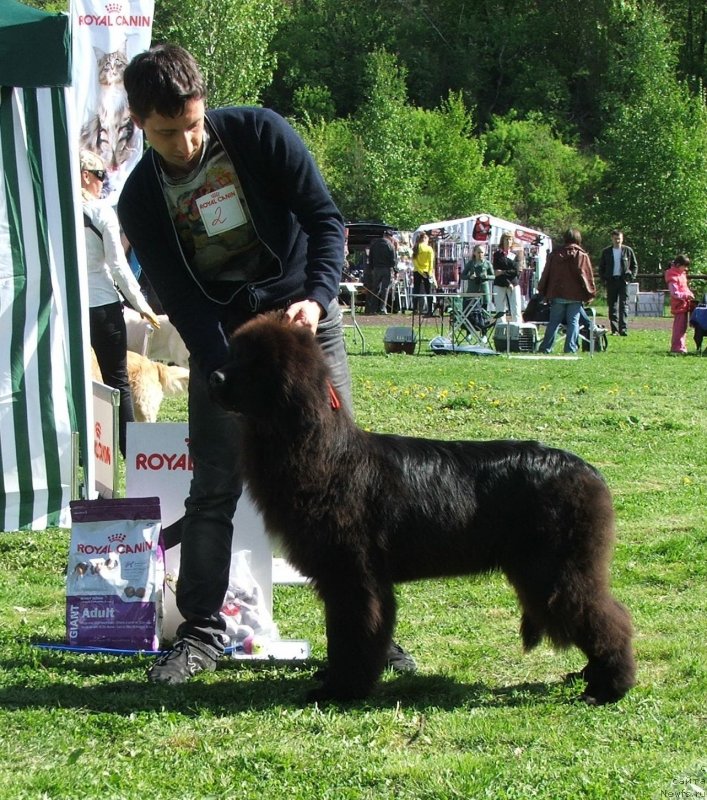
<box><xmin>611</xmin><ymin>232</ymin><xmax>624</xmax><ymax>247</ymax></box>
<box><xmin>133</xmin><ymin>97</ymin><xmax>206</xmax><ymax>177</ymax></box>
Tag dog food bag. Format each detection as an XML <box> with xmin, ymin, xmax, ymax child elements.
<box><xmin>67</xmin><ymin>497</ymin><xmax>163</xmax><ymax>650</ymax></box>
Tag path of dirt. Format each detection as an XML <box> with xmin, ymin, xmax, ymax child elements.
<box><xmin>351</xmin><ymin>310</ymin><xmax>673</xmax><ymax>332</ymax></box>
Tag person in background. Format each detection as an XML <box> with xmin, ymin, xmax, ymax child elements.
<box><xmin>537</xmin><ymin>228</ymin><xmax>596</xmax><ymax>354</ymax></box>
<box><xmin>365</xmin><ymin>228</ymin><xmax>397</xmax><ymax>315</ymax></box>
<box><xmin>80</xmin><ymin>149</ymin><xmax>160</xmax><ymax>457</ymax></box>
<box><xmin>492</xmin><ymin>232</ymin><xmax>522</xmax><ymax>322</ymax></box>
<box><xmin>664</xmin><ymin>254</ymin><xmax>695</xmax><ymax>356</ymax></box>
<box><xmin>598</xmin><ymin>229</ymin><xmax>638</xmax><ymax>336</ymax></box>
<box><xmin>462</xmin><ymin>244</ymin><xmax>494</xmax><ymax>308</ymax></box>
<box><xmin>118</xmin><ymin>44</ymin><xmax>416</xmax><ymax>684</ymax></box>
<box><xmin>412</xmin><ymin>231</ymin><xmax>435</xmax><ymax>316</ymax></box>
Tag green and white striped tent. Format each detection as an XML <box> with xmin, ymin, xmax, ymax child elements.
<box><xmin>0</xmin><ymin>0</ymin><xmax>93</xmax><ymax>530</ymax></box>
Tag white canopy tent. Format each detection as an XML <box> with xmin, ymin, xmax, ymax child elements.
<box><xmin>415</xmin><ymin>213</ymin><xmax>552</xmax><ymax>280</ymax></box>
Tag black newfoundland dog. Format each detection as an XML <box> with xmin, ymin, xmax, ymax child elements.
<box><xmin>210</xmin><ymin>314</ymin><xmax>635</xmax><ymax>705</ymax></box>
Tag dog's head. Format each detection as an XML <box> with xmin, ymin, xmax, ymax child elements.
<box><xmin>209</xmin><ymin>311</ymin><xmax>330</xmax><ymax>419</ymax></box>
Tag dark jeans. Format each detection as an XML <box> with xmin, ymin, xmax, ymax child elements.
<box><xmin>365</xmin><ymin>268</ymin><xmax>392</xmax><ymax>314</ymax></box>
<box><xmin>606</xmin><ymin>277</ymin><xmax>630</xmax><ymax>334</ymax></box>
<box><xmin>176</xmin><ymin>299</ymin><xmax>352</xmax><ymax>651</ymax></box>
<box><xmin>89</xmin><ymin>301</ymin><xmax>134</xmax><ymax>458</ymax></box>
<box><xmin>412</xmin><ymin>272</ymin><xmax>432</xmax><ymax>314</ymax></box>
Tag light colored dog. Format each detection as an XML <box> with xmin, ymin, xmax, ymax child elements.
<box><xmin>126</xmin><ymin>351</ymin><xmax>189</xmax><ymax>422</ymax></box>
<box><xmin>90</xmin><ymin>349</ymin><xmax>189</xmax><ymax>423</ymax></box>
<box><xmin>124</xmin><ymin>307</ymin><xmax>190</xmax><ymax>369</ymax></box>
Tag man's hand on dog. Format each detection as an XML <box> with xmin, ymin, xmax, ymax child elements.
<box><xmin>284</xmin><ymin>299</ymin><xmax>322</xmax><ymax>334</ymax></box>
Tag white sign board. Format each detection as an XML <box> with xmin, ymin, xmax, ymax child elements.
<box><xmin>92</xmin><ymin>381</ymin><xmax>119</xmax><ymax>498</ymax></box>
<box><xmin>125</xmin><ymin>423</ymin><xmax>273</xmax><ymax>642</ymax></box>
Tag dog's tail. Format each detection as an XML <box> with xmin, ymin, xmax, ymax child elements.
<box><xmin>520</xmin><ymin>614</ymin><xmax>543</xmax><ymax>651</ymax></box>
<box><xmin>156</xmin><ymin>362</ymin><xmax>190</xmax><ymax>396</ymax></box>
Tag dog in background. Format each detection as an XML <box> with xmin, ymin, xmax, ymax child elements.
<box><xmin>126</xmin><ymin>351</ymin><xmax>189</xmax><ymax>422</ymax></box>
<box><xmin>124</xmin><ymin>306</ymin><xmax>189</xmax><ymax>368</ymax></box>
<box><xmin>91</xmin><ymin>349</ymin><xmax>189</xmax><ymax>423</ymax></box>
<box><xmin>209</xmin><ymin>313</ymin><xmax>636</xmax><ymax>706</ymax></box>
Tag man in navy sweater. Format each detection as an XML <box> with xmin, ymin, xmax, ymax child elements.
<box><xmin>119</xmin><ymin>44</ymin><xmax>415</xmax><ymax>684</ymax></box>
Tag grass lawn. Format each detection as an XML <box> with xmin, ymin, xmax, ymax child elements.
<box><xmin>0</xmin><ymin>316</ymin><xmax>705</xmax><ymax>799</ymax></box>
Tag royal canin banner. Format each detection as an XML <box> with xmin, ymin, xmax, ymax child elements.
<box><xmin>71</xmin><ymin>0</ymin><xmax>154</xmax><ymax>204</ymax></box>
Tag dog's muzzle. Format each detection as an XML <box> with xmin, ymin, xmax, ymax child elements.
<box><xmin>209</xmin><ymin>370</ymin><xmax>226</xmax><ymax>389</ymax></box>
<box><xmin>208</xmin><ymin>370</ymin><xmax>227</xmax><ymax>404</ymax></box>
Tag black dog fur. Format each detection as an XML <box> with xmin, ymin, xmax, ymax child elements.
<box><xmin>210</xmin><ymin>313</ymin><xmax>636</xmax><ymax>705</ymax></box>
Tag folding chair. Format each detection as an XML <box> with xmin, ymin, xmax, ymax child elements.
<box><xmin>449</xmin><ymin>296</ymin><xmax>504</xmax><ymax>347</ymax></box>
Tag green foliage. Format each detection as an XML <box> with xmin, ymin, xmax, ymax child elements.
<box><xmin>298</xmin><ymin>53</ymin><xmax>517</xmax><ymax>229</ymax></box>
<box><xmin>18</xmin><ymin>0</ymin><xmax>707</xmax><ymax>266</ymax></box>
<box><xmin>482</xmin><ymin>113</ymin><xmax>606</xmax><ymax>238</ymax></box>
<box><xmin>595</xmin><ymin>4</ymin><xmax>707</xmax><ymax>269</ymax></box>
<box><xmin>292</xmin><ymin>84</ymin><xmax>336</xmax><ymax>122</ymax></box>
<box><xmin>350</xmin><ymin>50</ymin><xmax>420</xmax><ymax>226</ymax></box>
<box><xmin>409</xmin><ymin>94</ymin><xmax>516</xmax><ymax>224</ymax></box>
<box><xmin>295</xmin><ymin>49</ymin><xmax>416</xmax><ymax>224</ymax></box>
<box><xmin>298</xmin><ymin>115</ymin><xmax>371</xmax><ymax>220</ymax></box>
<box><xmin>152</xmin><ymin>0</ymin><xmax>285</xmax><ymax>106</ymax></box>
<box><xmin>265</xmin><ymin>0</ymin><xmax>387</xmax><ymax>117</ymax></box>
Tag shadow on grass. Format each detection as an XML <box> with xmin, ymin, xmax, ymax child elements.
<box><xmin>0</xmin><ymin>645</ymin><xmax>585</xmax><ymax>714</ymax></box>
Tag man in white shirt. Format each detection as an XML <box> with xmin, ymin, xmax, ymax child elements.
<box><xmin>598</xmin><ymin>229</ymin><xmax>638</xmax><ymax>336</ymax></box>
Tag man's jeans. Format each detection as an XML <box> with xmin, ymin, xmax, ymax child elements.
<box><xmin>176</xmin><ymin>299</ymin><xmax>352</xmax><ymax>650</ymax></box>
<box><xmin>539</xmin><ymin>299</ymin><xmax>582</xmax><ymax>353</ymax></box>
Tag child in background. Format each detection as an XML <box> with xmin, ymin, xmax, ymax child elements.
<box><xmin>664</xmin><ymin>254</ymin><xmax>695</xmax><ymax>355</ymax></box>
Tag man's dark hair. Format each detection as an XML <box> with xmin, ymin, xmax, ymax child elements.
<box><xmin>124</xmin><ymin>44</ymin><xmax>207</xmax><ymax>120</ymax></box>
<box><xmin>563</xmin><ymin>228</ymin><xmax>582</xmax><ymax>245</ymax></box>
<box><xmin>611</xmin><ymin>228</ymin><xmax>623</xmax><ymax>236</ymax></box>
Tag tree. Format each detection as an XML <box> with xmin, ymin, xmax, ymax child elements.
<box><xmin>483</xmin><ymin>113</ymin><xmax>604</xmax><ymax>238</ymax></box>
<box><xmin>298</xmin><ymin>58</ymin><xmax>517</xmax><ymax>230</ymax></box>
<box><xmin>596</xmin><ymin>4</ymin><xmax>707</xmax><ymax>269</ymax></box>
<box><xmin>153</xmin><ymin>0</ymin><xmax>285</xmax><ymax>107</ymax></box>
<box><xmin>297</xmin><ymin>115</ymin><xmax>370</xmax><ymax>221</ymax></box>
<box><xmin>349</xmin><ymin>50</ymin><xmax>423</xmax><ymax>226</ymax></box>
<box><xmin>410</xmin><ymin>93</ymin><xmax>515</xmax><ymax>224</ymax></box>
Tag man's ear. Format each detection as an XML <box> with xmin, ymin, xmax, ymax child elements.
<box><xmin>130</xmin><ymin>112</ymin><xmax>144</xmax><ymax>131</ymax></box>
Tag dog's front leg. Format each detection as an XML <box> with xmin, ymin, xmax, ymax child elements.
<box><xmin>307</xmin><ymin>573</ymin><xmax>396</xmax><ymax>703</ymax></box>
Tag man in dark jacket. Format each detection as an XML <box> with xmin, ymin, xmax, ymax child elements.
<box><xmin>119</xmin><ymin>44</ymin><xmax>415</xmax><ymax>684</ymax></box>
<box><xmin>537</xmin><ymin>229</ymin><xmax>596</xmax><ymax>353</ymax></box>
<box><xmin>598</xmin><ymin>229</ymin><xmax>638</xmax><ymax>336</ymax></box>
<box><xmin>364</xmin><ymin>229</ymin><xmax>397</xmax><ymax>314</ymax></box>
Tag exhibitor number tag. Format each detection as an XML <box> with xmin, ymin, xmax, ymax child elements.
<box><xmin>196</xmin><ymin>184</ymin><xmax>246</xmax><ymax>236</ymax></box>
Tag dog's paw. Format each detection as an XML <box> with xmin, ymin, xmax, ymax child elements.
<box><xmin>305</xmin><ymin>682</ymin><xmax>370</xmax><ymax>704</ymax></box>
<box><xmin>579</xmin><ymin>684</ymin><xmax>628</xmax><ymax>706</ymax></box>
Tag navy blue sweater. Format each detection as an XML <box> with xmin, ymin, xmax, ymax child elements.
<box><xmin>118</xmin><ymin>106</ymin><xmax>345</xmax><ymax>377</ymax></box>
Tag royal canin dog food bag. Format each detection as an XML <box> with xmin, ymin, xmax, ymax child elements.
<box><xmin>67</xmin><ymin>498</ymin><xmax>163</xmax><ymax>649</ymax></box>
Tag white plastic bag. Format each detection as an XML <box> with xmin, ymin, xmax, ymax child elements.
<box><xmin>163</xmin><ymin>549</ymin><xmax>278</xmax><ymax>652</ymax></box>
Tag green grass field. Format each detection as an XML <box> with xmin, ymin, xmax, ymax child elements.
<box><xmin>0</xmin><ymin>319</ymin><xmax>705</xmax><ymax>799</ymax></box>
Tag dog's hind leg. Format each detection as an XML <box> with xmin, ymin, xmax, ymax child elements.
<box><xmin>569</xmin><ymin>594</ymin><xmax>636</xmax><ymax>705</ymax></box>
<box><xmin>512</xmin><ymin>567</ymin><xmax>635</xmax><ymax>704</ymax></box>
<box><xmin>308</xmin><ymin>568</ymin><xmax>396</xmax><ymax>703</ymax></box>
<box><xmin>528</xmin><ymin>579</ymin><xmax>635</xmax><ymax>705</ymax></box>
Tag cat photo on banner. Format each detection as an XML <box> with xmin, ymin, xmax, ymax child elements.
<box><xmin>71</xmin><ymin>0</ymin><xmax>155</xmax><ymax>204</ymax></box>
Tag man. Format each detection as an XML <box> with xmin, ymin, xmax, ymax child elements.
<box><xmin>598</xmin><ymin>229</ymin><xmax>638</xmax><ymax>336</ymax></box>
<box><xmin>118</xmin><ymin>44</ymin><xmax>415</xmax><ymax>683</ymax></box>
<box><xmin>537</xmin><ymin>229</ymin><xmax>596</xmax><ymax>354</ymax></box>
<box><xmin>365</xmin><ymin>229</ymin><xmax>397</xmax><ymax>314</ymax></box>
